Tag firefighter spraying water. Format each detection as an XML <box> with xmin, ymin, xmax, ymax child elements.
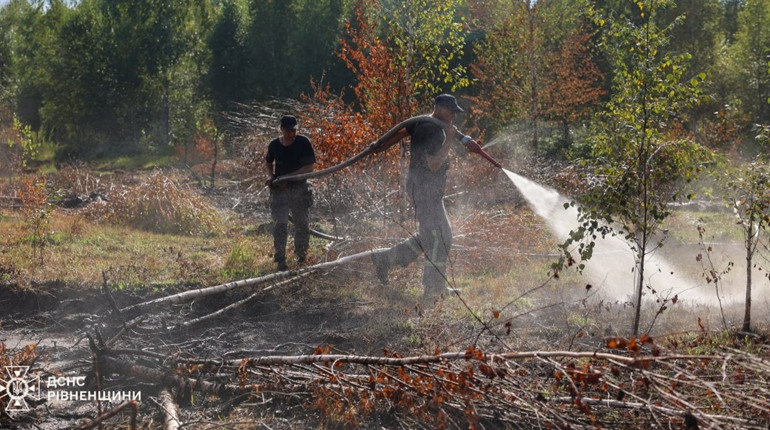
<box><xmin>273</xmin><ymin>94</ymin><xmax>502</xmax><ymax>304</ymax></box>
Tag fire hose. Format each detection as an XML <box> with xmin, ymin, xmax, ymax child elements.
<box><xmin>271</xmin><ymin>115</ymin><xmax>502</xmax><ymax>186</ymax></box>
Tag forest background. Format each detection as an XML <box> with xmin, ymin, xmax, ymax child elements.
<box><xmin>0</xmin><ymin>0</ymin><xmax>767</xmax><ymax>163</ymax></box>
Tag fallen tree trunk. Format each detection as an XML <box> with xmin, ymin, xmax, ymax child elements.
<box><xmin>179</xmin><ymin>271</ymin><xmax>314</xmax><ymax>328</ymax></box>
<box><xmin>217</xmin><ymin>349</ymin><xmax>722</xmax><ymax>368</ymax></box>
<box><xmin>121</xmin><ymin>270</ymin><xmax>308</xmax><ymax>313</ymax></box>
<box><xmin>157</xmin><ymin>389</ymin><xmax>181</xmax><ymax>430</ymax></box>
<box><xmin>121</xmin><ymin>248</ymin><xmax>385</xmax><ymax>313</ymax></box>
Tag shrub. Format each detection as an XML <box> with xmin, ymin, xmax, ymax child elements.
<box><xmin>86</xmin><ymin>170</ymin><xmax>225</xmax><ymax>236</ymax></box>
<box><xmin>17</xmin><ymin>177</ymin><xmax>53</xmax><ymax>264</ymax></box>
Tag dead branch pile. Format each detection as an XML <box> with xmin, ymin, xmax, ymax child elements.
<box><xmin>86</xmin><ymin>249</ymin><xmax>769</xmax><ymax>429</ymax></box>
<box><xmin>89</xmin><ymin>335</ymin><xmax>769</xmax><ymax>429</ymax></box>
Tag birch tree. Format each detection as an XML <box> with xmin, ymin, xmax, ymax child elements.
<box><xmin>558</xmin><ymin>0</ymin><xmax>711</xmax><ymax>335</ymax></box>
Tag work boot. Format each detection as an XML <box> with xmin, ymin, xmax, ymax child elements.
<box><xmin>371</xmin><ymin>250</ymin><xmax>391</xmax><ymax>285</ymax></box>
<box><xmin>276</xmin><ymin>260</ymin><xmax>288</xmax><ymax>271</ymax></box>
<box><xmin>297</xmin><ymin>255</ymin><xmax>306</xmax><ymax>266</ymax></box>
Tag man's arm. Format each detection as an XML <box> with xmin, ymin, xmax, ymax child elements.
<box><xmin>265</xmin><ymin>160</ymin><xmax>275</xmax><ymax>185</ymax></box>
<box><xmin>369</xmin><ymin>127</ymin><xmax>409</xmax><ymax>153</ymax></box>
<box><xmin>286</xmin><ymin>163</ymin><xmax>314</xmax><ymax>177</ymax></box>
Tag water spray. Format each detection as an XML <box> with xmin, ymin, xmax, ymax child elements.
<box><xmin>460</xmin><ymin>136</ymin><xmax>502</xmax><ymax>168</ymax></box>
<box><xmin>272</xmin><ymin>115</ymin><xmax>502</xmax><ymax>185</ymax></box>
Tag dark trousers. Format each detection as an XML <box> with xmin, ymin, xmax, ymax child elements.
<box><xmin>385</xmin><ymin>179</ymin><xmax>452</xmax><ymax>292</ymax></box>
<box><xmin>270</xmin><ymin>183</ymin><xmax>312</xmax><ymax>262</ymax></box>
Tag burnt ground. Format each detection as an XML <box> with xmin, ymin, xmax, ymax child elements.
<box><xmin>1</xmin><ymin>282</ymin><xmax>305</xmax><ymax>429</ymax></box>
<box><xmin>4</xmin><ymin>244</ymin><xmax>770</xmax><ymax>430</ymax></box>
<box><xmin>3</xmin><ymin>267</ymin><xmax>770</xmax><ymax>430</ymax></box>
<box><xmin>0</xmin><ymin>260</ymin><xmax>454</xmax><ymax>429</ymax></box>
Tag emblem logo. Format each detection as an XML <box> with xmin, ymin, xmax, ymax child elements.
<box><xmin>0</xmin><ymin>366</ymin><xmax>41</xmax><ymax>412</ymax></box>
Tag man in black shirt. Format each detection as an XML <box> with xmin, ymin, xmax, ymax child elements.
<box><xmin>265</xmin><ymin>115</ymin><xmax>316</xmax><ymax>270</ymax></box>
<box><xmin>370</xmin><ymin>94</ymin><xmax>480</xmax><ymax>303</ymax></box>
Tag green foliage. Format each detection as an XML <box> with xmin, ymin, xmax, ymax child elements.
<box><xmin>381</xmin><ymin>0</ymin><xmax>470</xmax><ymax>99</ymax></box>
<box><xmin>207</xmin><ymin>0</ymin><xmax>352</xmax><ymax>105</ymax></box>
<box><xmin>2</xmin><ymin>0</ymin><xmax>768</xmax><ymax>164</ymax></box>
<box><xmin>206</xmin><ymin>0</ymin><xmax>251</xmax><ymax>112</ymax></box>
<box><xmin>469</xmin><ymin>0</ymin><xmax>603</xmax><ymax>155</ymax></box>
<box><xmin>0</xmin><ymin>0</ymin><xmax>216</xmax><ymax>159</ymax></box>
<box><xmin>340</xmin><ymin>0</ymin><xmax>469</xmax><ymax>122</ymax></box>
<box><xmin>469</xmin><ymin>0</ymin><xmax>530</xmax><ymax>130</ymax></box>
<box><xmin>10</xmin><ymin>115</ymin><xmax>53</xmax><ymax>168</ymax></box>
<box><xmin>732</xmin><ymin>0</ymin><xmax>770</xmax><ymax>123</ymax></box>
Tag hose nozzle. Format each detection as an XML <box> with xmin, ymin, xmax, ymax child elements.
<box><xmin>459</xmin><ymin>134</ymin><xmax>503</xmax><ymax>168</ymax></box>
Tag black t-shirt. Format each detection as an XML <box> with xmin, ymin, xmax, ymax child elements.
<box><xmin>406</xmin><ymin>120</ymin><xmax>449</xmax><ymax>184</ymax></box>
<box><xmin>266</xmin><ymin>135</ymin><xmax>316</xmax><ymax>178</ymax></box>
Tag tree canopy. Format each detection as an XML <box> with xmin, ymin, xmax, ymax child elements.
<box><xmin>0</xmin><ymin>0</ymin><xmax>767</xmax><ymax>162</ymax></box>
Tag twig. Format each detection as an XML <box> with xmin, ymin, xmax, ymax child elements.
<box><xmin>107</xmin><ymin>315</ymin><xmax>147</xmax><ymax>347</ymax></box>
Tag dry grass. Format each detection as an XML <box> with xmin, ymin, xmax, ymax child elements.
<box><xmin>0</xmin><ymin>169</ymin><xmax>276</xmax><ymax>289</ymax></box>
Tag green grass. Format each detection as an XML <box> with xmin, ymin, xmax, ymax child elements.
<box><xmin>664</xmin><ymin>208</ymin><xmax>743</xmax><ymax>243</ymax></box>
<box><xmin>92</xmin><ymin>153</ymin><xmax>177</xmax><ymax>171</ymax></box>
<box><xmin>0</xmin><ymin>208</ymin><xmax>273</xmax><ymax>289</ymax></box>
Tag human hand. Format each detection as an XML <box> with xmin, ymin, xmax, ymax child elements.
<box><xmin>465</xmin><ymin>139</ymin><xmax>483</xmax><ymax>154</ymax></box>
